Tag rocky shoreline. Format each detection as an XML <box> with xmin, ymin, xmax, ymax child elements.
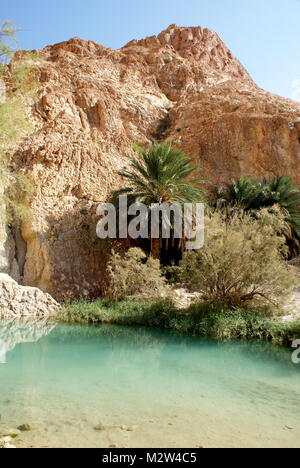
<box><xmin>0</xmin><ymin>273</ymin><xmax>60</xmax><ymax>319</ymax></box>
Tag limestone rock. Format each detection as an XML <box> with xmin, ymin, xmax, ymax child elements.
<box><xmin>0</xmin><ymin>437</ymin><xmax>16</xmax><ymax>449</ymax></box>
<box><xmin>0</xmin><ymin>225</ymin><xmax>21</xmax><ymax>283</ymax></box>
<box><xmin>120</xmin><ymin>425</ymin><xmax>138</xmax><ymax>432</ymax></box>
<box><xmin>173</xmin><ymin>288</ymin><xmax>202</xmax><ymax>309</ymax></box>
<box><xmin>0</xmin><ymin>273</ymin><xmax>60</xmax><ymax>318</ymax></box>
<box><xmin>0</xmin><ymin>436</ymin><xmax>12</xmax><ymax>445</ymax></box>
<box><xmin>2</xmin><ymin>442</ymin><xmax>16</xmax><ymax>448</ymax></box>
<box><xmin>94</xmin><ymin>423</ymin><xmax>116</xmax><ymax>431</ymax></box>
<box><xmin>4</xmin><ymin>25</ymin><xmax>300</xmax><ymax>300</ymax></box>
<box><xmin>17</xmin><ymin>423</ymin><xmax>41</xmax><ymax>432</ymax></box>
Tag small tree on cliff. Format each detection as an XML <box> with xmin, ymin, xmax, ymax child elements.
<box><xmin>0</xmin><ymin>21</ymin><xmax>35</xmax><ymax>227</ymax></box>
<box><xmin>111</xmin><ymin>142</ymin><xmax>206</xmax><ymax>261</ymax></box>
<box><xmin>0</xmin><ymin>21</ymin><xmax>18</xmax><ymax>67</ymax></box>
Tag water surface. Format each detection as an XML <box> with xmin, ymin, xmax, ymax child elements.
<box><xmin>0</xmin><ymin>318</ymin><xmax>299</xmax><ymax>448</ymax></box>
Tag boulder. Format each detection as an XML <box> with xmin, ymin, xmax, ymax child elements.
<box><xmin>17</xmin><ymin>423</ymin><xmax>41</xmax><ymax>432</ymax></box>
<box><xmin>0</xmin><ymin>274</ymin><xmax>60</xmax><ymax>318</ymax></box>
<box><xmin>0</xmin><ymin>437</ymin><xmax>16</xmax><ymax>449</ymax></box>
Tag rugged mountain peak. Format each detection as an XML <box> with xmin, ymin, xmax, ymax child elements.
<box><xmin>123</xmin><ymin>24</ymin><xmax>255</xmax><ymax>88</ymax></box>
<box><xmin>42</xmin><ymin>36</ymin><xmax>107</xmax><ymax>58</ymax></box>
<box><xmin>36</xmin><ymin>24</ymin><xmax>255</xmax><ymax>102</ymax></box>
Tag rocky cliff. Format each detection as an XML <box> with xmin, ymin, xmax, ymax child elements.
<box><xmin>0</xmin><ymin>274</ymin><xmax>60</xmax><ymax>318</ymax></box>
<box><xmin>3</xmin><ymin>25</ymin><xmax>300</xmax><ymax>299</ymax></box>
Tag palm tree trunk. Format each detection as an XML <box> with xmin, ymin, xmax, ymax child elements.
<box><xmin>151</xmin><ymin>237</ymin><xmax>161</xmax><ymax>259</ymax></box>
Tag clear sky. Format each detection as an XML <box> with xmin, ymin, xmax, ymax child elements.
<box><xmin>2</xmin><ymin>0</ymin><xmax>300</xmax><ymax>100</ymax></box>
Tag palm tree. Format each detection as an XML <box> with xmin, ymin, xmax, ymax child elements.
<box><xmin>111</xmin><ymin>142</ymin><xmax>206</xmax><ymax>261</ymax></box>
<box><xmin>213</xmin><ymin>176</ymin><xmax>300</xmax><ymax>256</ymax></box>
<box><xmin>214</xmin><ymin>177</ymin><xmax>265</xmax><ymax>210</ymax></box>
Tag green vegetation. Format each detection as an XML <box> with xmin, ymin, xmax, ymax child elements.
<box><xmin>111</xmin><ymin>142</ymin><xmax>206</xmax><ymax>259</ymax></box>
<box><xmin>4</xmin><ymin>171</ymin><xmax>35</xmax><ymax>226</ymax></box>
<box><xmin>0</xmin><ymin>99</ymin><xmax>32</xmax><ymax>144</ymax></box>
<box><xmin>57</xmin><ymin>298</ymin><xmax>300</xmax><ymax>346</ymax></box>
<box><xmin>11</xmin><ymin>61</ymin><xmax>39</xmax><ymax>93</ymax></box>
<box><xmin>179</xmin><ymin>209</ymin><xmax>295</xmax><ymax>308</ymax></box>
<box><xmin>213</xmin><ymin>176</ymin><xmax>300</xmax><ymax>256</ymax></box>
<box><xmin>88</xmin><ymin>197</ymin><xmax>300</xmax><ymax>346</ymax></box>
<box><xmin>97</xmin><ymin>159</ymin><xmax>300</xmax><ymax>346</ymax></box>
<box><xmin>106</xmin><ymin>247</ymin><xmax>168</xmax><ymax>300</ymax></box>
<box><xmin>0</xmin><ymin>20</ymin><xmax>18</xmax><ymax>71</ymax></box>
<box><xmin>0</xmin><ymin>21</ymin><xmax>37</xmax><ymax>227</ymax></box>
<box><xmin>152</xmin><ymin>115</ymin><xmax>172</xmax><ymax>140</ymax></box>
<box><xmin>113</xmin><ymin>142</ymin><xmax>205</xmax><ymax>204</ymax></box>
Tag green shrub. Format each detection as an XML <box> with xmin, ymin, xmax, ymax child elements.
<box><xmin>0</xmin><ymin>96</ymin><xmax>35</xmax><ymax>226</ymax></box>
<box><xmin>212</xmin><ymin>175</ymin><xmax>300</xmax><ymax>257</ymax></box>
<box><xmin>0</xmin><ymin>20</ymin><xmax>17</xmax><ymax>64</ymax></box>
<box><xmin>105</xmin><ymin>248</ymin><xmax>168</xmax><ymax>300</ymax></box>
<box><xmin>152</xmin><ymin>115</ymin><xmax>172</xmax><ymax>140</ymax></box>
<box><xmin>4</xmin><ymin>171</ymin><xmax>35</xmax><ymax>225</ymax></box>
<box><xmin>0</xmin><ymin>98</ymin><xmax>33</xmax><ymax>146</ymax></box>
<box><xmin>10</xmin><ymin>61</ymin><xmax>39</xmax><ymax>93</ymax></box>
<box><xmin>163</xmin><ymin>264</ymin><xmax>182</xmax><ymax>284</ymax></box>
<box><xmin>58</xmin><ymin>299</ymin><xmax>106</xmax><ymax>323</ymax></box>
<box><xmin>179</xmin><ymin>209</ymin><xmax>296</xmax><ymax>308</ymax></box>
<box><xmin>57</xmin><ymin>298</ymin><xmax>300</xmax><ymax>346</ymax></box>
<box><xmin>58</xmin><ymin>298</ymin><xmax>177</xmax><ymax>326</ymax></box>
<box><xmin>0</xmin><ymin>22</ymin><xmax>37</xmax><ymax>228</ymax></box>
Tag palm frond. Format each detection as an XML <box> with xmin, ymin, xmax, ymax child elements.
<box><xmin>213</xmin><ymin>175</ymin><xmax>300</xmax><ymax>256</ymax></box>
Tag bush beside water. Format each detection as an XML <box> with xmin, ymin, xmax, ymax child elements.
<box><xmin>57</xmin><ymin>299</ymin><xmax>300</xmax><ymax>347</ymax></box>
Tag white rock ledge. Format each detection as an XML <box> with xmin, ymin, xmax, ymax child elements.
<box><xmin>0</xmin><ymin>274</ymin><xmax>60</xmax><ymax>318</ymax></box>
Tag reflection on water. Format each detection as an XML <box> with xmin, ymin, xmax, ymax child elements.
<box><xmin>0</xmin><ymin>338</ymin><xmax>5</xmax><ymax>363</ymax></box>
<box><xmin>0</xmin><ymin>320</ymin><xmax>299</xmax><ymax>448</ymax></box>
<box><xmin>0</xmin><ymin>317</ymin><xmax>56</xmax><ymax>363</ymax></box>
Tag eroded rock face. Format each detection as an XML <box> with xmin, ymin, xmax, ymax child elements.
<box><xmin>0</xmin><ymin>274</ymin><xmax>60</xmax><ymax>318</ymax></box>
<box><xmin>7</xmin><ymin>25</ymin><xmax>300</xmax><ymax>299</ymax></box>
<box><xmin>168</xmin><ymin>85</ymin><xmax>300</xmax><ymax>185</ymax></box>
<box><xmin>0</xmin><ymin>220</ymin><xmax>20</xmax><ymax>283</ymax></box>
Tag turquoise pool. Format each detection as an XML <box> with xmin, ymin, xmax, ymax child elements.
<box><xmin>0</xmin><ymin>318</ymin><xmax>299</xmax><ymax>448</ymax></box>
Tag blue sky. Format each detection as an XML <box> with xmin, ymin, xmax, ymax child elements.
<box><xmin>2</xmin><ymin>0</ymin><xmax>300</xmax><ymax>100</ymax></box>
